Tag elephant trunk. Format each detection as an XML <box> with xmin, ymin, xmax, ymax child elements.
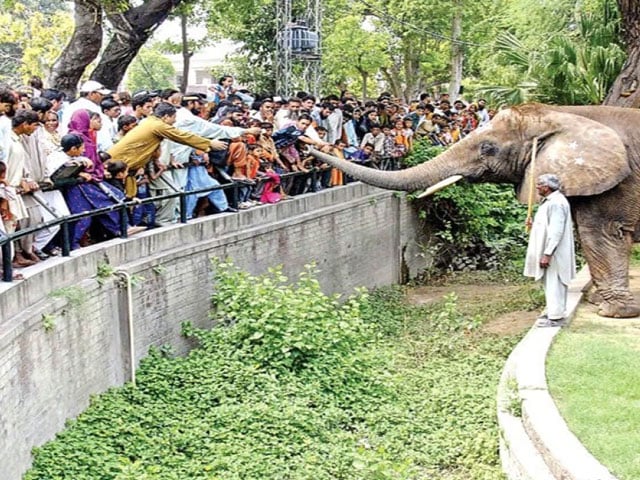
<box><xmin>310</xmin><ymin>145</ymin><xmax>468</xmax><ymax>192</ymax></box>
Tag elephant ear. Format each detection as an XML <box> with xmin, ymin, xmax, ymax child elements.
<box><xmin>517</xmin><ymin>112</ymin><xmax>630</xmax><ymax>203</ymax></box>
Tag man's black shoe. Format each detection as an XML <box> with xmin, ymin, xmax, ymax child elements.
<box><xmin>223</xmin><ymin>207</ymin><xmax>238</xmax><ymax>213</ymax></box>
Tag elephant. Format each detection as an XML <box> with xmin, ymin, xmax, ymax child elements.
<box><xmin>310</xmin><ymin>103</ymin><xmax>640</xmax><ymax>318</ymax></box>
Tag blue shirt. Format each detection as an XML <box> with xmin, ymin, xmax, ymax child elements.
<box><xmin>272</xmin><ymin>125</ymin><xmax>304</xmax><ymax>149</ymax></box>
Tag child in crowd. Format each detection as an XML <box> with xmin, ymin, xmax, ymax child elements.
<box><xmin>316</xmin><ymin>126</ymin><xmax>328</xmax><ymax>142</ymax></box>
<box><xmin>257</xmin><ymin>123</ymin><xmax>288</xmax><ymax>174</ymax></box>
<box><xmin>350</xmin><ymin>143</ymin><xmax>375</xmax><ymax>166</ymax></box>
<box><xmin>132</xmin><ymin>166</ymin><xmax>157</xmax><ymax>227</ymax></box>
<box><xmin>256</xmin><ymin>158</ymin><xmax>282</xmax><ymax>204</ymax></box>
<box><xmin>360</xmin><ymin>123</ymin><xmax>385</xmax><ymax>166</ymax></box>
<box><xmin>329</xmin><ymin>140</ymin><xmax>346</xmax><ymax>186</ymax></box>
<box><xmin>231</xmin><ymin>143</ymin><xmax>261</xmax><ymax>209</ymax></box>
<box><xmin>401</xmin><ymin>117</ymin><xmax>414</xmax><ymax>151</ymax></box>
<box><xmin>114</xmin><ymin>115</ymin><xmax>137</xmax><ymax>143</ymax></box>
<box><xmin>106</xmin><ymin>160</ymin><xmax>129</xmax><ymax>195</ymax></box>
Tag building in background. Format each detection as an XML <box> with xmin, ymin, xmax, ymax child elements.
<box><xmin>165</xmin><ymin>40</ymin><xmax>240</xmax><ymax>93</ymax></box>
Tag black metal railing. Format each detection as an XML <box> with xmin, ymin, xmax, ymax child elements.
<box><xmin>0</xmin><ymin>167</ymin><xmax>328</xmax><ymax>282</ymax></box>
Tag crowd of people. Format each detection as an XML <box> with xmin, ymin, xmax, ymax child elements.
<box><xmin>0</xmin><ymin>74</ymin><xmax>495</xmax><ymax>279</ymax></box>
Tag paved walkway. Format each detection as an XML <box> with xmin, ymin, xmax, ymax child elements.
<box><xmin>497</xmin><ymin>265</ymin><xmax>640</xmax><ymax>480</ymax></box>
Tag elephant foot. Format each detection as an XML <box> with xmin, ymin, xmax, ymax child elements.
<box><xmin>597</xmin><ymin>300</ymin><xmax>640</xmax><ymax>318</ymax></box>
<box><xmin>594</xmin><ymin>288</ymin><xmax>640</xmax><ymax>318</ymax></box>
<box><xmin>586</xmin><ymin>289</ymin><xmax>603</xmax><ymax>305</ymax></box>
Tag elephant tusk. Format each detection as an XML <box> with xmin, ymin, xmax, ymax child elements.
<box><xmin>415</xmin><ymin>175</ymin><xmax>463</xmax><ymax>198</ymax></box>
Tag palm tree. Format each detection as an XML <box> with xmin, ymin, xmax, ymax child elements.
<box><xmin>480</xmin><ymin>0</ymin><xmax>625</xmax><ymax>106</ymax></box>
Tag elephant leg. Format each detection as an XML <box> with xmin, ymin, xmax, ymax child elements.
<box><xmin>575</xmin><ymin>212</ymin><xmax>640</xmax><ymax>318</ymax></box>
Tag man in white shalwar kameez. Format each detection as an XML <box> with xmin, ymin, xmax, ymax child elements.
<box><xmin>24</xmin><ymin>98</ymin><xmax>70</xmax><ymax>257</ymax></box>
<box><xmin>524</xmin><ymin>174</ymin><xmax>576</xmax><ymax>327</ymax></box>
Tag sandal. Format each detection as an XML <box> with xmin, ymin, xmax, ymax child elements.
<box><xmin>0</xmin><ymin>270</ymin><xmax>24</xmax><ymax>280</ymax></box>
<box><xmin>535</xmin><ymin>317</ymin><xmax>566</xmax><ymax>328</ymax></box>
<box><xmin>46</xmin><ymin>246</ymin><xmax>62</xmax><ymax>256</ymax></box>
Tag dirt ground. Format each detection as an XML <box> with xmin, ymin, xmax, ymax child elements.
<box><xmin>571</xmin><ymin>269</ymin><xmax>640</xmax><ymax>334</ymax></box>
<box><xmin>406</xmin><ymin>283</ymin><xmax>536</xmax><ymax>336</ymax></box>
<box><xmin>405</xmin><ymin>267</ymin><xmax>640</xmax><ymax>337</ymax></box>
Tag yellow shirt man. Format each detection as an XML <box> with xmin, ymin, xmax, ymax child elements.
<box><xmin>108</xmin><ymin>103</ymin><xmax>225</xmax><ymax>171</ymax></box>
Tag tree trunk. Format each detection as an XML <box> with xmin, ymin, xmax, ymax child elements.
<box><xmin>180</xmin><ymin>12</ymin><xmax>192</xmax><ymax>93</ymax></box>
<box><xmin>355</xmin><ymin>66</ymin><xmax>368</xmax><ymax>100</ymax></box>
<box><xmin>48</xmin><ymin>0</ymin><xmax>103</xmax><ymax>99</ymax></box>
<box><xmin>402</xmin><ymin>45</ymin><xmax>421</xmax><ymax>102</ymax></box>
<box><xmin>380</xmin><ymin>67</ymin><xmax>402</xmax><ymax>100</ymax></box>
<box><xmin>361</xmin><ymin>72</ymin><xmax>368</xmax><ymax>101</ymax></box>
<box><xmin>603</xmin><ymin>1</ymin><xmax>640</xmax><ymax>106</ymax></box>
<box><xmin>91</xmin><ymin>0</ymin><xmax>184</xmax><ymax>90</ymax></box>
<box><xmin>448</xmin><ymin>2</ymin><xmax>463</xmax><ymax>100</ymax></box>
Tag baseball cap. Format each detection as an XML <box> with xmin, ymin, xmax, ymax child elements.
<box><xmin>79</xmin><ymin>80</ymin><xmax>111</xmax><ymax>95</ymax></box>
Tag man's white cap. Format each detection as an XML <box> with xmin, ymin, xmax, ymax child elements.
<box><xmin>79</xmin><ymin>80</ymin><xmax>111</xmax><ymax>95</ymax></box>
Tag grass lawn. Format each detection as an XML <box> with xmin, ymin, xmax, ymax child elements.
<box><xmin>547</xmin><ymin>317</ymin><xmax>640</xmax><ymax>480</ymax></box>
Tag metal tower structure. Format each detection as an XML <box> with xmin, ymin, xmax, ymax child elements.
<box><xmin>275</xmin><ymin>0</ymin><xmax>322</xmax><ymax>97</ymax></box>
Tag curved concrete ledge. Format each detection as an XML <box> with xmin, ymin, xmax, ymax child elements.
<box><xmin>497</xmin><ymin>266</ymin><xmax>618</xmax><ymax>480</ymax></box>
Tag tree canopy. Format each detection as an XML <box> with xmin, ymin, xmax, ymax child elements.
<box><xmin>0</xmin><ymin>0</ymin><xmax>638</xmax><ymax>106</ymax></box>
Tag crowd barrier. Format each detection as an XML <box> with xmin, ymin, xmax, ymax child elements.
<box><xmin>0</xmin><ymin>168</ymin><xmax>328</xmax><ymax>282</ymax></box>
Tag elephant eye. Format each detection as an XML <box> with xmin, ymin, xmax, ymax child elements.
<box><xmin>480</xmin><ymin>141</ymin><xmax>499</xmax><ymax>156</ymax></box>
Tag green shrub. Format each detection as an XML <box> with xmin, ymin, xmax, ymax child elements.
<box><xmin>26</xmin><ymin>263</ymin><xmax>520</xmax><ymax>480</ymax></box>
<box><xmin>205</xmin><ymin>261</ymin><xmax>369</xmax><ymax>373</ymax></box>
<box><xmin>423</xmin><ymin>182</ymin><xmax>528</xmax><ymax>274</ymax></box>
<box><xmin>404</xmin><ymin>138</ymin><xmax>529</xmax><ymax>278</ymax></box>
<box><xmin>402</xmin><ymin>141</ymin><xmax>445</xmax><ymax>168</ymax></box>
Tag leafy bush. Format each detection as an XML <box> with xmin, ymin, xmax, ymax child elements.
<box><xmin>204</xmin><ymin>261</ymin><xmax>368</xmax><ymax>373</ymax></box>
<box><xmin>402</xmin><ymin>140</ymin><xmax>445</xmax><ymax>168</ymax></box>
<box><xmin>422</xmin><ymin>182</ymin><xmax>528</xmax><ymax>275</ymax></box>
<box><xmin>403</xmin><ymin>138</ymin><xmax>529</xmax><ymax>279</ymax></box>
<box><xmin>26</xmin><ymin>263</ymin><xmax>521</xmax><ymax>480</ymax></box>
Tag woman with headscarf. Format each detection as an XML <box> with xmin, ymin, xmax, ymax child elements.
<box><xmin>64</xmin><ymin>109</ymin><xmax>130</xmax><ymax>249</ymax></box>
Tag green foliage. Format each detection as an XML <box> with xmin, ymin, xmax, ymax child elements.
<box><xmin>49</xmin><ymin>285</ymin><xmax>87</xmax><ymax>308</ymax></box>
<box><xmin>151</xmin><ymin>264</ymin><xmax>166</xmax><ymax>276</ymax></box>
<box><xmin>476</xmin><ymin>0</ymin><xmax>625</xmax><ymax>105</ymax></box>
<box><xmin>214</xmin><ymin>54</ymin><xmax>276</xmax><ymax>94</ymax></box>
<box><xmin>206</xmin><ymin>260</ymin><xmax>368</xmax><ymax>372</ymax></box>
<box><xmin>41</xmin><ymin>313</ymin><xmax>56</xmax><ymax>333</ymax></box>
<box><xmin>425</xmin><ymin>182</ymin><xmax>528</xmax><ymax>274</ymax></box>
<box><xmin>405</xmin><ymin>139</ymin><xmax>528</xmax><ymax>277</ymax></box>
<box><xmin>26</xmin><ymin>263</ymin><xmax>523</xmax><ymax>480</ymax></box>
<box><xmin>199</xmin><ymin>0</ymin><xmax>624</xmax><ymax>102</ymax></box>
<box><xmin>126</xmin><ymin>45</ymin><xmax>176</xmax><ymax>92</ymax></box>
<box><xmin>205</xmin><ymin>0</ymin><xmax>277</xmax><ymax>94</ymax></box>
<box><xmin>502</xmin><ymin>377</ymin><xmax>522</xmax><ymax>418</ymax></box>
<box><xmin>96</xmin><ymin>261</ymin><xmax>115</xmax><ymax>285</ymax></box>
<box><xmin>322</xmin><ymin>14</ymin><xmax>391</xmax><ymax>98</ymax></box>
<box><xmin>0</xmin><ymin>1</ymin><xmax>71</xmax><ymax>84</ymax></box>
<box><xmin>402</xmin><ymin>141</ymin><xmax>445</xmax><ymax>168</ymax></box>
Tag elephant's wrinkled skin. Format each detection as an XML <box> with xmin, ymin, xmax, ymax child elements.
<box><xmin>311</xmin><ymin>104</ymin><xmax>640</xmax><ymax>318</ymax></box>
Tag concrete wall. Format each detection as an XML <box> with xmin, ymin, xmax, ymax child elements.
<box><xmin>0</xmin><ymin>183</ymin><xmax>428</xmax><ymax>479</ymax></box>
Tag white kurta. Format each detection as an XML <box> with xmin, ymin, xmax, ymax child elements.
<box><xmin>4</xmin><ymin>131</ymin><xmax>30</xmax><ymax>221</ymax></box>
<box><xmin>524</xmin><ymin>190</ymin><xmax>576</xmax><ymax>318</ymax></box>
<box><xmin>168</xmin><ymin>108</ymin><xmax>245</xmax><ymax>215</ymax></box>
<box><xmin>0</xmin><ymin>115</ymin><xmax>11</xmax><ymax>162</ymax></box>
